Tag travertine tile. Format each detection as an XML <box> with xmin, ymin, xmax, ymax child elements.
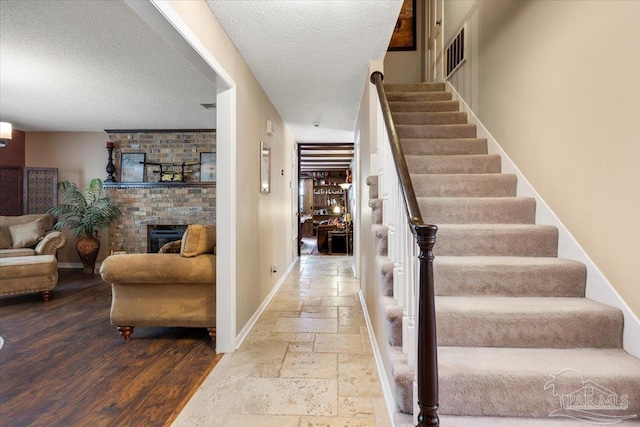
<box><xmin>233</xmin><ymin>340</ymin><xmax>289</xmax><ymax>365</ymax></box>
<box><xmin>237</xmin><ymin>378</ymin><xmax>338</xmax><ymax>416</ymax></box>
<box><xmin>223</xmin><ymin>414</ymin><xmax>300</xmax><ymax>427</ymax></box>
<box><xmin>339</xmin><ymin>325</ymin><xmax>362</xmax><ymax>334</ymax></box>
<box><xmin>314</xmin><ymin>333</ymin><xmax>364</xmax><ymax>354</ymax></box>
<box><xmin>280</xmin><ymin>311</ymin><xmax>302</xmax><ymax>318</ymax></box>
<box><xmin>269</xmin><ymin>332</ymin><xmax>315</xmax><ymax>342</ymax></box>
<box><xmin>339</xmin><ymin>282</ymin><xmax>361</xmax><ymax>294</ymax></box>
<box><xmin>280</xmin><ymin>352</ymin><xmax>337</xmax><ymax>379</ymax></box>
<box><xmin>172</xmin><ymin>256</ymin><xmax>391</xmax><ymax>427</ymax></box>
<box><xmin>300</xmin><ymin>306</ymin><xmax>338</xmax><ymax>318</ymax></box>
<box><xmin>267</xmin><ymin>299</ymin><xmax>304</xmax><ymax>312</ymax></box>
<box><xmin>299</xmin><ymin>416</ymin><xmax>376</xmax><ymax>426</ymax></box>
<box><xmin>339</xmin><ymin>396</ymin><xmax>376</xmax><ymax>418</ymax></box>
<box><xmin>288</xmin><ymin>341</ymin><xmax>315</xmax><ymax>353</ymax></box>
<box><xmin>322</xmin><ymin>296</ymin><xmax>356</xmax><ymax>307</ymax></box>
<box><xmin>338</xmin><ymin>354</ymin><xmax>382</xmax><ymax>397</ymax></box>
<box><xmin>273</xmin><ymin>317</ymin><xmax>338</xmax><ymax>333</ymax></box>
<box><xmin>339</xmin><ymin>307</ymin><xmax>366</xmax><ymax>326</ymax></box>
<box><xmin>257</xmin><ymin>310</ymin><xmax>281</xmax><ymax>324</ymax></box>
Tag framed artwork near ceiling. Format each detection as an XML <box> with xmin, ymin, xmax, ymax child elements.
<box><xmin>388</xmin><ymin>0</ymin><xmax>416</xmax><ymax>51</ymax></box>
<box><xmin>260</xmin><ymin>141</ymin><xmax>271</xmax><ymax>194</ymax></box>
<box><xmin>200</xmin><ymin>152</ymin><xmax>216</xmax><ymax>182</ymax></box>
<box><xmin>120</xmin><ymin>153</ymin><xmax>145</xmax><ymax>183</ymax></box>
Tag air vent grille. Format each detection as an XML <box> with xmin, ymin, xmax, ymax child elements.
<box><xmin>446</xmin><ymin>27</ymin><xmax>465</xmax><ymax>78</ymax></box>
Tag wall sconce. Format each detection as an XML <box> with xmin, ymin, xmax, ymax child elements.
<box><xmin>0</xmin><ymin>122</ymin><xmax>12</xmax><ymax>148</ymax></box>
<box><xmin>266</xmin><ymin>120</ymin><xmax>274</xmax><ymax>136</ymax></box>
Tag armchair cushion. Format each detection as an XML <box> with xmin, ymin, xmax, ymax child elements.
<box><xmin>180</xmin><ymin>224</ymin><xmax>216</xmax><ymax>258</ymax></box>
<box><xmin>9</xmin><ymin>217</ymin><xmax>47</xmax><ymax>248</ymax></box>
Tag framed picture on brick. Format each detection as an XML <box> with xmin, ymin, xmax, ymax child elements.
<box><xmin>200</xmin><ymin>152</ymin><xmax>216</xmax><ymax>182</ymax></box>
<box><xmin>120</xmin><ymin>153</ymin><xmax>145</xmax><ymax>182</ymax></box>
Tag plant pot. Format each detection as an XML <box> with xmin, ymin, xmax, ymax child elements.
<box><xmin>76</xmin><ymin>233</ymin><xmax>100</xmax><ymax>274</ymax></box>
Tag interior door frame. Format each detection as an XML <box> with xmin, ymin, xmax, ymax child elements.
<box><xmin>427</xmin><ymin>0</ymin><xmax>444</xmax><ymax>82</ymax></box>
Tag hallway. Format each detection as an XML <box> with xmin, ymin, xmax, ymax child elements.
<box><xmin>173</xmin><ymin>255</ymin><xmax>392</xmax><ymax>426</ymax></box>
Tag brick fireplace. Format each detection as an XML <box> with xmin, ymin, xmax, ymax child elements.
<box><xmin>104</xmin><ymin>130</ymin><xmax>216</xmax><ymax>254</ymax></box>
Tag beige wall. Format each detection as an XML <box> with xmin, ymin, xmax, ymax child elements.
<box><xmin>383</xmin><ymin>0</ymin><xmax>424</xmax><ymax>84</ymax></box>
<box><xmin>25</xmin><ymin>132</ymin><xmax>109</xmax><ymax>265</ymax></box>
<box><xmin>445</xmin><ymin>0</ymin><xmax>640</xmax><ymax>316</ymax></box>
<box><xmin>167</xmin><ymin>0</ymin><xmax>296</xmax><ymax>333</ymax></box>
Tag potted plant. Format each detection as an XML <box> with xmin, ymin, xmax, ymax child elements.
<box><xmin>48</xmin><ymin>178</ymin><xmax>121</xmax><ymax>274</ymax></box>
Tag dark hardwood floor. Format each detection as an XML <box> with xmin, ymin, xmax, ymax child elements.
<box><xmin>0</xmin><ymin>269</ymin><xmax>222</xmax><ymax>427</ymax></box>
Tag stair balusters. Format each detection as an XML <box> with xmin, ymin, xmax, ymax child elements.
<box><xmin>371</xmin><ymin>71</ymin><xmax>439</xmax><ymax>427</ymax></box>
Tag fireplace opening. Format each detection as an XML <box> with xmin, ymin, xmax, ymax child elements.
<box><xmin>147</xmin><ymin>225</ymin><xmax>187</xmax><ymax>253</ymax></box>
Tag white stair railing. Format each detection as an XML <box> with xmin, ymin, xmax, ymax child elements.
<box><xmin>371</xmin><ymin>71</ymin><xmax>439</xmax><ymax>427</ymax></box>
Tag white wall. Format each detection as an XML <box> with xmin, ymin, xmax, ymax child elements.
<box><xmin>445</xmin><ymin>0</ymin><xmax>640</xmax><ymax>317</ymax></box>
<box><xmin>166</xmin><ymin>0</ymin><xmax>297</xmax><ymax>337</ymax></box>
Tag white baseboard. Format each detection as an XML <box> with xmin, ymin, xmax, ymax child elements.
<box><xmin>447</xmin><ymin>82</ymin><xmax>640</xmax><ymax>357</ymax></box>
<box><xmin>359</xmin><ymin>290</ymin><xmax>397</xmax><ymax>426</ymax></box>
<box><xmin>234</xmin><ymin>257</ymin><xmax>298</xmax><ymax>349</ymax></box>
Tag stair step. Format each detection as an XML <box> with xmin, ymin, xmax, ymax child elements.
<box><xmin>407</xmin><ymin>154</ymin><xmax>501</xmax><ymax>174</ymax></box>
<box><xmin>401</xmin><ymin>138</ymin><xmax>488</xmax><ymax>155</ymax></box>
<box><xmin>411</xmin><ymin>173</ymin><xmax>517</xmax><ymax>197</ymax></box>
<box><xmin>392</xmin><ymin>111</ymin><xmax>468</xmax><ymax>125</ymax></box>
<box><xmin>390</xmin><ymin>100</ymin><xmax>460</xmax><ymax>112</ymax></box>
<box><xmin>436</xmin><ymin>297</ymin><xmax>623</xmax><ymax>348</ymax></box>
<box><xmin>385</xmin><ymin>82</ymin><xmax>445</xmax><ymax>92</ymax></box>
<box><xmin>387</xmin><ymin>91</ymin><xmax>452</xmax><ymax>102</ymax></box>
<box><xmin>388</xmin><ymin>346</ymin><xmax>413</xmax><ymax>414</ymax></box>
<box><xmin>435</xmin><ymin>224</ymin><xmax>559</xmax><ymax>256</ymax></box>
<box><xmin>434</xmin><ymin>256</ymin><xmax>587</xmax><ymax>297</ymax></box>
<box><xmin>438</xmin><ymin>347</ymin><xmax>640</xmax><ymax>417</ymax></box>
<box><xmin>397</xmin><ymin>123</ymin><xmax>477</xmax><ymax>139</ymax></box>
<box><xmin>418</xmin><ymin>197</ymin><xmax>536</xmax><ymax>224</ymax></box>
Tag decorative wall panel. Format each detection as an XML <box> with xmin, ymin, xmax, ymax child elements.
<box><xmin>23</xmin><ymin>168</ymin><xmax>58</xmax><ymax>214</ymax></box>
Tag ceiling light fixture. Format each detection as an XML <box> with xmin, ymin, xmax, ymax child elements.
<box><xmin>0</xmin><ymin>122</ymin><xmax>13</xmax><ymax>148</ymax></box>
<box><xmin>200</xmin><ymin>103</ymin><xmax>217</xmax><ymax>109</ymax></box>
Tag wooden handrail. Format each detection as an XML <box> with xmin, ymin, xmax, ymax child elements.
<box><xmin>370</xmin><ymin>71</ymin><xmax>439</xmax><ymax>427</ymax></box>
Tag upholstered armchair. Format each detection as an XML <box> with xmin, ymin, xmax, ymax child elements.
<box><xmin>100</xmin><ymin>224</ymin><xmax>216</xmax><ymax>341</ymax></box>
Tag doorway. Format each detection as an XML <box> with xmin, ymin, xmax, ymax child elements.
<box><xmin>298</xmin><ymin>143</ymin><xmax>354</xmax><ymax>257</ymax></box>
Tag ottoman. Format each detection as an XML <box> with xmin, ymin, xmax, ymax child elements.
<box><xmin>0</xmin><ymin>255</ymin><xmax>58</xmax><ymax>301</ymax></box>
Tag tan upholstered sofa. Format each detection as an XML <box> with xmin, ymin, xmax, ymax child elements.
<box><xmin>100</xmin><ymin>224</ymin><xmax>216</xmax><ymax>341</ymax></box>
<box><xmin>0</xmin><ymin>214</ymin><xmax>66</xmax><ymax>259</ymax></box>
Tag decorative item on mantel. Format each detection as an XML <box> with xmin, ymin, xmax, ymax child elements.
<box><xmin>48</xmin><ymin>179</ymin><xmax>122</xmax><ymax>274</ymax></box>
<box><xmin>105</xmin><ymin>141</ymin><xmax>116</xmax><ymax>182</ymax></box>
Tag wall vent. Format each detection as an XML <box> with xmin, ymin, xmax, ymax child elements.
<box><xmin>446</xmin><ymin>27</ymin><xmax>465</xmax><ymax>78</ymax></box>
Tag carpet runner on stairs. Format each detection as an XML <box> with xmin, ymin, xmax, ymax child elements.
<box><xmin>368</xmin><ymin>82</ymin><xmax>640</xmax><ymax>425</ymax></box>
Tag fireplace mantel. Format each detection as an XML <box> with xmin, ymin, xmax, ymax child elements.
<box><xmin>103</xmin><ymin>182</ymin><xmax>216</xmax><ymax>189</ymax></box>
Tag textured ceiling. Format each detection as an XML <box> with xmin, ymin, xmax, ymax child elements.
<box><xmin>0</xmin><ymin>0</ymin><xmax>217</xmax><ymax>132</ymax></box>
<box><xmin>207</xmin><ymin>0</ymin><xmax>402</xmax><ymax>143</ymax></box>
<box><xmin>0</xmin><ymin>0</ymin><xmax>402</xmax><ymax>144</ymax></box>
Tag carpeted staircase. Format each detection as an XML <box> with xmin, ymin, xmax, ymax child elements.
<box><xmin>367</xmin><ymin>82</ymin><xmax>640</xmax><ymax>425</ymax></box>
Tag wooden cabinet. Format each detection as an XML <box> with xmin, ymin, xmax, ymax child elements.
<box><xmin>309</xmin><ymin>171</ymin><xmax>346</xmax><ymax>222</ymax></box>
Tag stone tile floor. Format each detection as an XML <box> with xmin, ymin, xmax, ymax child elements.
<box><xmin>172</xmin><ymin>255</ymin><xmax>392</xmax><ymax>427</ymax></box>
